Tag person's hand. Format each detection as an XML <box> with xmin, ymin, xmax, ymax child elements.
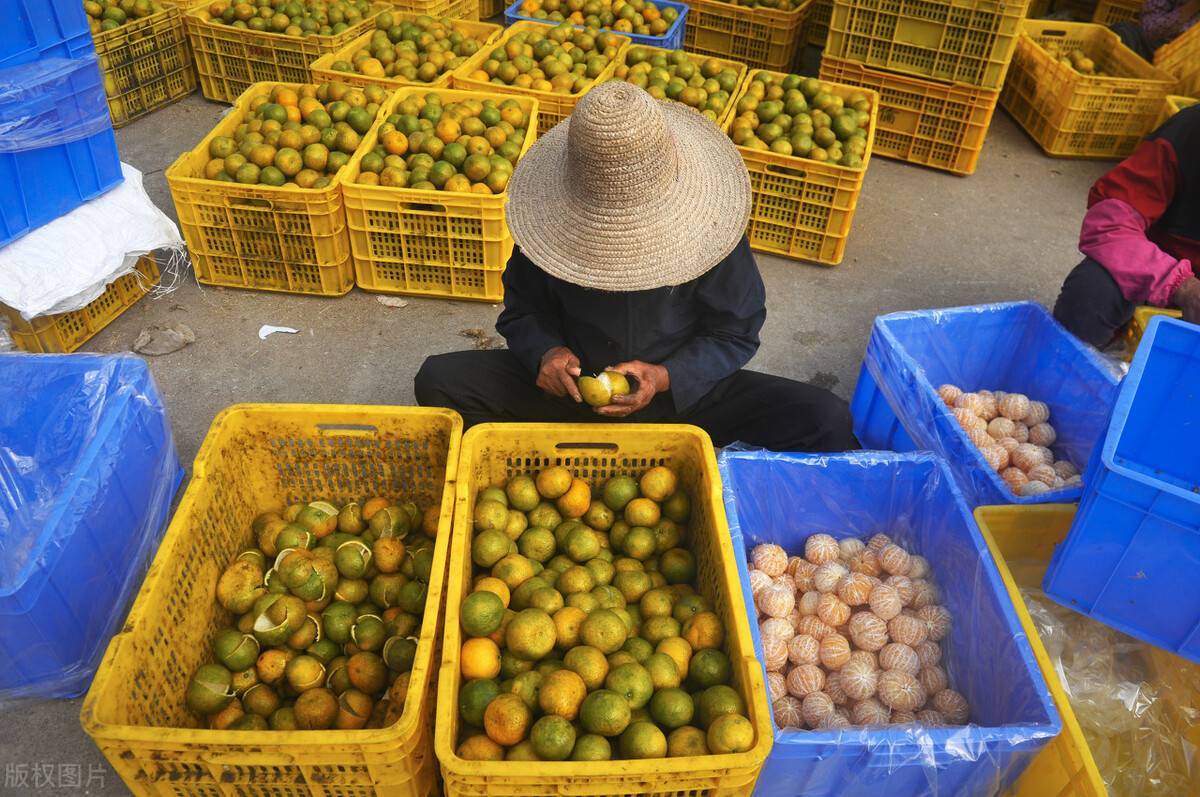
<box><xmin>537</xmin><ymin>346</ymin><xmax>583</xmax><ymax>402</ymax></box>
<box><xmin>596</xmin><ymin>361</ymin><xmax>670</xmax><ymax>417</ymax></box>
<box><xmin>1172</xmin><ymin>276</ymin><xmax>1200</xmax><ymax>325</ymax></box>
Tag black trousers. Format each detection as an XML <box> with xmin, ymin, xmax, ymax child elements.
<box><xmin>1052</xmin><ymin>257</ymin><xmax>1136</xmax><ymax>348</ymax></box>
<box><xmin>414</xmin><ymin>349</ymin><xmax>857</xmax><ymax>452</ymax></box>
<box><xmin>1110</xmin><ymin>21</ymin><xmax>1154</xmax><ymax>61</ymax></box>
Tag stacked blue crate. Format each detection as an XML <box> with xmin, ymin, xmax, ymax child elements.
<box><xmin>0</xmin><ymin>0</ymin><xmax>123</xmax><ymax>247</ymax></box>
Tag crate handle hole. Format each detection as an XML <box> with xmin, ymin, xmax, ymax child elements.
<box><xmin>1040</xmin><ymin>29</ymin><xmax>1069</xmax><ymax>38</ymax></box>
<box><xmin>228</xmin><ymin>197</ymin><xmax>274</xmax><ymax>211</ymax></box>
<box><xmin>400</xmin><ymin>202</ymin><xmax>450</xmax><ymax>213</ymax></box>
<box><xmin>316</xmin><ymin>423</ymin><xmax>379</xmax><ymax>436</ymax></box>
<box><xmin>555</xmin><ymin>441</ymin><xmax>620</xmax><ymax>451</ymax></box>
<box><xmin>765</xmin><ymin>162</ymin><xmax>808</xmax><ymax>179</ymax></box>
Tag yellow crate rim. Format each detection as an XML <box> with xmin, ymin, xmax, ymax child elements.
<box><xmin>451</xmin><ymin>20</ymin><xmax>632</xmax><ymax>101</ymax></box>
<box><xmin>342</xmin><ymin>86</ymin><xmax>539</xmax><ymax>204</ymax></box>
<box><xmin>688</xmin><ymin>0</ymin><xmax>813</xmax><ymax>25</ymax></box>
<box><xmin>165</xmin><ymin>81</ymin><xmax>388</xmax><ymax>197</ymax></box>
<box><xmin>436</xmin><ymin>423</ymin><xmax>774</xmax><ymax>785</ymax></box>
<box><xmin>973</xmin><ymin>504</ymin><xmax>1109</xmax><ymax>797</ymax></box>
<box><xmin>727</xmin><ymin>69</ymin><xmax>881</xmax><ymax>173</ymax></box>
<box><xmin>311</xmin><ymin>18</ymin><xmax>504</xmax><ymax>90</ymax></box>
<box><xmin>82</xmin><ymin>404</ymin><xmax>463</xmax><ymax>753</ymax></box>
<box><xmin>608</xmin><ymin>43</ymin><xmax>750</xmax><ymax>129</ymax></box>
<box><xmin>1017</xmin><ymin>19</ymin><xmax>1176</xmax><ymax>85</ymax></box>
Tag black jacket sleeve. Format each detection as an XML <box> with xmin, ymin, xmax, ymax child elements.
<box><xmin>661</xmin><ymin>237</ymin><xmax>766</xmax><ymax>412</ymax></box>
<box><xmin>495</xmin><ymin>247</ymin><xmax>566</xmax><ymax>376</ymax></box>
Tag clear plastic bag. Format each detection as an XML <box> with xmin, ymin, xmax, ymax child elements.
<box><xmin>0</xmin><ymin>55</ymin><xmax>113</xmax><ymax>153</ymax></box>
<box><xmin>1016</xmin><ymin>576</ymin><xmax>1199</xmax><ymax>796</ymax></box>
<box><xmin>0</xmin><ymin>354</ymin><xmax>183</xmax><ymax>701</ymax></box>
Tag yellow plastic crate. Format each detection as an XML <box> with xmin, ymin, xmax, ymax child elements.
<box><xmin>803</xmin><ymin>0</ymin><xmax>833</xmax><ymax>47</ymax></box>
<box><xmin>608</xmin><ymin>45</ymin><xmax>749</xmax><ymax>129</ymax></box>
<box><xmin>1154</xmin><ymin>22</ymin><xmax>1200</xmax><ymax>98</ymax></box>
<box><xmin>1091</xmin><ymin>0</ymin><xmax>1141</xmax><ymax>24</ymax></box>
<box><xmin>1122</xmin><ymin>305</ymin><xmax>1183</xmax><ymax>361</ymax></box>
<box><xmin>165</xmin><ymin>82</ymin><xmax>375</xmax><ymax>296</ymax></box>
<box><xmin>1000</xmin><ymin>20</ymin><xmax>1175</xmax><ymax>159</ymax></box>
<box><xmin>682</xmin><ymin>0</ymin><xmax>813</xmax><ymax>71</ymax></box>
<box><xmin>92</xmin><ymin>5</ymin><xmax>196</xmax><ymax>127</ymax></box>
<box><xmin>479</xmin><ymin>0</ymin><xmax>509</xmax><ymax>18</ymax></box>
<box><xmin>451</xmin><ymin>21</ymin><xmax>629</xmax><ymax>134</ymax></box>
<box><xmin>342</xmin><ymin>87</ymin><xmax>539</xmax><ymax>302</ymax></box>
<box><xmin>728</xmin><ymin>70</ymin><xmax>878</xmax><ymax>265</ymax></box>
<box><xmin>395</xmin><ymin>0</ymin><xmax>482</xmax><ymax>18</ymax></box>
<box><xmin>0</xmin><ymin>256</ymin><xmax>159</xmax><ymax>353</ymax></box>
<box><xmin>81</xmin><ymin>404</ymin><xmax>463</xmax><ymax>797</ymax></box>
<box><xmin>183</xmin><ymin>2</ymin><xmax>388</xmax><ymax>103</ymax></box>
<box><xmin>311</xmin><ymin>18</ymin><xmax>503</xmax><ymax>90</ymax></box>
<box><xmin>819</xmin><ymin>55</ymin><xmax>999</xmax><ymax>175</ymax></box>
<box><xmin>436</xmin><ymin>423</ymin><xmax>774</xmax><ymax>796</ymax></box>
<box><xmin>973</xmin><ymin>505</ymin><xmax>1107</xmax><ymax>797</ymax></box>
<box><xmin>826</xmin><ymin>0</ymin><xmax>1028</xmax><ymax>90</ymax></box>
<box><xmin>1156</xmin><ymin>93</ymin><xmax>1198</xmax><ymax>127</ymax></box>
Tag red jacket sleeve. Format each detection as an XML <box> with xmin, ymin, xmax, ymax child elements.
<box><xmin>1081</xmin><ymin>138</ymin><xmax>1193</xmax><ymax>306</ymax></box>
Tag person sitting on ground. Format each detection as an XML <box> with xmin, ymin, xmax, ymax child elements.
<box><xmin>1053</xmin><ymin>103</ymin><xmax>1199</xmax><ymax>348</ymax></box>
<box><xmin>1110</xmin><ymin>0</ymin><xmax>1198</xmax><ymax>59</ymax></box>
<box><xmin>415</xmin><ymin>82</ymin><xmax>855</xmax><ymax>452</ymax></box>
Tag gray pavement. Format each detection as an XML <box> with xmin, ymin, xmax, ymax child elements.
<box><xmin>1</xmin><ymin>78</ymin><xmax>1108</xmax><ymax>795</ymax></box>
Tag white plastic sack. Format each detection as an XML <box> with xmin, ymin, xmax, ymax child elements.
<box><xmin>0</xmin><ymin>163</ymin><xmax>185</xmax><ymax>320</ymax></box>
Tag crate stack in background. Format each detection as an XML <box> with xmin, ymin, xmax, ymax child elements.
<box><xmin>1001</xmin><ymin>20</ymin><xmax>1175</xmax><ymax>159</ymax></box>
<box><xmin>86</xmin><ymin>1</ymin><xmax>196</xmax><ymax>127</ymax></box>
<box><xmin>814</xmin><ymin>0</ymin><xmax>1028</xmax><ymax>175</ymax></box>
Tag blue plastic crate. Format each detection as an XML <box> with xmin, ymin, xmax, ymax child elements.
<box><xmin>503</xmin><ymin>0</ymin><xmax>688</xmax><ymax>49</ymax></box>
<box><xmin>719</xmin><ymin>449</ymin><xmax>1061</xmax><ymax>797</ymax></box>
<box><xmin>850</xmin><ymin>301</ymin><xmax>1121</xmax><ymax>507</ymax></box>
<box><xmin>0</xmin><ymin>0</ymin><xmax>93</xmax><ymax>68</ymax></box>
<box><xmin>0</xmin><ymin>54</ymin><xmax>124</xmax><ymax>248</ymax></box>
<box><xmin>1043</xmin><ymin>316</ymin><xmax>1200</xmax><ymax>663</ymax></box>
<box><xmin>0</xmin><ymin>354</ymin><xmax>183</xmax><ymax>701</ymax></box>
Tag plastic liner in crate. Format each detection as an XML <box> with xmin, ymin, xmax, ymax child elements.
<box><xmin>0</xmin><ymin>54</ymin><xmax>124</xmax><ymax>247</ymax></box>
<box><xmin>503</xmin><ymin>0</ymin><xmax>688</xmax><ymax>49</ymax></box>
<box><xmin>1043</xmin><ymin>316</ymin><xmax>1200</xmax><ymax>663</ymax></box>
<box><xmin>719</xmin><ymin>450</ymin><xmax>1061</xmax><ymax>797</ymax></box>
<box><xmin>0</xmin><ymin>354</ymin><xmax>183</xmax><ymax>701</ymax></box>
<box><xmin>850</xmin><ymin>302</ymin><xmax>1121</xmax><ymax>506</ymax></box>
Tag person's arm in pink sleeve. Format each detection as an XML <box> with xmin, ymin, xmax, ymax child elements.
<box><xmin>1079</xmin><ymin>197</ymin><xmax>1194</xmax><ymax>307</ymax></box>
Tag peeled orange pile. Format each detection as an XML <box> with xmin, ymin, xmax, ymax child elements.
<box><xmin>748</xmin><ymin>533</ymin><xmax>970</xmax><ymax>731</ymax></box>
<box><xmin>456</xmin><ymin>465</ymin><xmax>756</xmax><ymax>762</ymax></box>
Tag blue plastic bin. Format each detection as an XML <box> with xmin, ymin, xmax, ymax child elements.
<box><xmin>0</xmin><ymin>52</ymin><xmax>124</xmax><ymax>247</ymax></box>
<box><xmin>719</xmin><ymin>450</ymin><xmax>1061</xmax><ymax>797</ymax></box>
<box><xmin>0</xmin><ymin>354</ymin><xmax>183</xmax><ymax>701</ymax></box>
<box><xmin>0</xmin><ymin>0</ymin><xmax>92</xmax><ymax>68</ymax></box>
<box><xmin>503</xmin><ymin>0</ymin><xmax>688</xmax><ymax>49</ymax></box>
<box><xmin>850</xmin><ymin>302</ymin><xmax>1121</xmax><ymax>507</ymax></box>
<box><xmin>1043</xmin><ymin>316</ymin><xmax>1200</xmax><ymax>663</ymax></box>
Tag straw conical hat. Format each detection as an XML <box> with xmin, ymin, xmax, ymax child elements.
<box><xmin>505</xmin><ymin>82</ymin><xmax>751</xmax><ymax>292</ymax></box>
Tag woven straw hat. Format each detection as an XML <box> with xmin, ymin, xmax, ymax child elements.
<box><xmin>505</xmin><ymin>82</ymin><xmax>751</xmax><ymax>292</ymax></box>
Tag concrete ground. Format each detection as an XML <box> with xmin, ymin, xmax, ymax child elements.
<box><xmin>3</xmin><ymin>72</ymin><xmax>1109</xmax><ymax>795</ymax></box>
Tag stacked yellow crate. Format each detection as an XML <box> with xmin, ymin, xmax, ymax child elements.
<box><xmin>817</xmin><ymin>0</ymin><xmax>1029</xmax><ymax>174</ymax></box>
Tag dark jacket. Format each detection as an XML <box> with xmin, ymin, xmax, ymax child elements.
<box><xmin>496</xmin><ymin>236</ymin><xmax>766</xmax><ymax>413</ymax></box>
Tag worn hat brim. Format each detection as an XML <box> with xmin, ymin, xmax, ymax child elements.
<box><xmin>504</xmin><ymin>100</ymin><xmax>751</xmax><ymax>292</ymax></box>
